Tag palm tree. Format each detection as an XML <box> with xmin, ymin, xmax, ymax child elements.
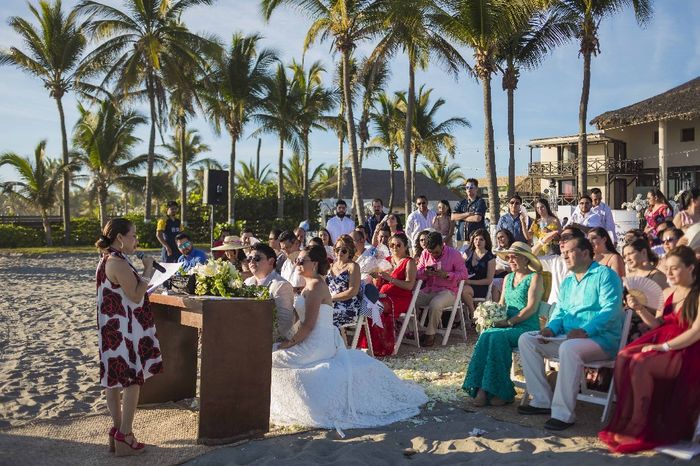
<box><xmin>283</xmin><ymin>151</ymin><xmax>334</xmax><ymax>198</ymax></box>
<box><xmin>252</xmin><ymin>63</ymin><xmax>302</xmax><ymax>219</ymax></box>
<box><xmin>73</xmin><ymin>99</ymin><xmax>147</xmax><ymax>227</ymax></box>
<box><xmin>203</xmin><ymin>32</ymin><xmax>277</xmax><ymax>223</ymax></box>
<box><xmin>397</xmin><ymin>85</ymin><xmax>469</xmax><ymax>199</ymax></box>
<box><xmin>356</xmin><ymin>57</ymin><xmax>391</xmax><ymax>163</ymax></box>
<box><xmin>0</xmin><ymin>141</ymin><xmax>72</xmax><ymax>245</ymax></box>
<box><xmin>443</xmin><ymin>0</ymin><xmax>533</xmax><ymax>225</ymax></box>
<box><xmin>372</xmin><ymin>0</ymin><xmax>467</xmax><ymax>214</ymax></box>
<box><xmin>261</xmin><ymin>0</ymin><xmax>382</xmax><ymax>224</ymax></box>
<box><xmin>1</xmin><ymin>0</ymin><xmax>88</xmax><ymax>243</ymax></box>
<box><xmin>161</xmin><ymin>129</ymin><xmax>217</xmax><ymax>190</ymax></box>
<box><xmin>498</xmin><ymin>9</ymin><xmax>573</xmax><ymax>196</ymax></box>
<box><xmin>77</xmin><ymin>0</ymin><xmax>218</xmax><ymax>222</ymax></box>
<box><xmin>290</xmin><ymin>60</ymin><xmax>335</xmax><ymax>220</ymax></box>
<box><xmin>236</xmin><ymin>159</ymin><xmax>273</xmax><ymax>194</ymax></box>
<box><xmin>550</xmin><ymin>0</ymin><xmax>652</xmax><ymax>195</ymax></box>
<box><xmin>420</xmin><ymin>155</ymin><xmax>465</xmax><ymax>192</ymax></box>
<box><xmin>367</xmin><ymin>91</ymin><xmax>403</xmax><ymax>212</ymax></box>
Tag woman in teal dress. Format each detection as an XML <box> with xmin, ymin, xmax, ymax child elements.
<box><xmin>463</xmin><ymin>242</ymin><xmax>544</xmax><ymax>406</ymax></box>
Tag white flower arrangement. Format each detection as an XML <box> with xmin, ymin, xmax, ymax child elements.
<box><xmin>189</xmin><ymin>258</ymin><xmax>269</xmax><ymax>299</ymax></box>
<box><xmin>621</xmin><ymin>194</ymin><xmax>648</xmax><ymax>220</ymax></box>
<box><xmin>473</xmin><ymin>301</ymin><xmax>507</xmax><ymax>334</ymax></box>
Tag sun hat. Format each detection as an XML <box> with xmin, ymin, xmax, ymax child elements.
<box><xmin>211</xmin><ymin>235</ymin><xmax>246</xmax><ymax>251</ymax></box>
<box><xmin>496</xmin><ymin>241</ymin><xmax>543</xmax><ymax>273</ymax></box>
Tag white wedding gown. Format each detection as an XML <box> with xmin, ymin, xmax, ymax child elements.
<box><xmin>270</xmin><ymin>296</ymin><xmax>428</xmax><ymax>429</ymax></box>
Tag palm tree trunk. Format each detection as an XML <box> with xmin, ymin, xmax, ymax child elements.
<box><xmin>55</xmin><ymin>96</ymin><xmax>71</xmax><ymax>244</ymax></box>
<box><xmin>179</xmin><ymin>117</ymin><xmax>187</xmax><ymax>227</ymax></box>
<box><xmin>577</xmin><ymin>49</ymin><xmax>591</xmax><ymax>196</ymax></box>
<box><xmin>256</xmin><ymin>138</ymin><xmax>262</xmax><ymax>180</ymax></box>
<box><xmin>303</xmin><ymin>131</ymin><xmax>310</xmax><ymax>220</ymax></box>
<box><xmin>229</xmin><ymin>134</ymin><xmax>237</xmax><ymax>223</ymax></box>
<box><xmin>277</xmin><ymin>137</ymin><xmax>284</xmax><ymax>219</ymax></box>
<box><xmin>342</xmin><ymin>50</ymin><xmax>365</xmax><ymax>224</ymax></box>
<box><xmin>507</xmin><ymin>86</ymin><xmax>515</xmax><ymax>197</ymax></box>
<box><xmin>336</xmin><ymin>135</ymin><xmax>343</xmax><ymax>199</ymax></box>
<box><xmin>411</xmin><ymin>150</ymin><xmax>417</xmax><ymax>202</ymax></box>
<box><xmin>388</xmin><ymin>155</ymin><xmax>395</xmax><ymax>213</ymax></box>
<box><xmin>98</xmin><ymin>184</ymin><xmax>108</xmax><ymax>228</ymax></box>
<box><xmin>42</xmin><ymin>210</ymin><xmax>52</xmax><ymax>247</ymax></box>
<box><xmin>145</xmin><ymin>75</ymin><xmax>157</xmax><ymax>222</ymax></box>
<box><xmin>482</xmin><ymin>74</ymin><xmax>500</xmax><ymax>227</ymax></box>
<box><xmin>403</xmin><ymin>63</ymin><xmax>415</xmax><ymax>215</ymax></box>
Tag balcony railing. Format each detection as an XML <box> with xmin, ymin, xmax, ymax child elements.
<box><xmin>528</xmin><ymin>157</ymin><xmax>643</xmax><ymax>178</ymax></box>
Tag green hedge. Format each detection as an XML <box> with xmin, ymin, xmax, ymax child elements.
<box><xmin>0</xmin><ymin>224</ymin><xmax>44</xmax><ymax>247</ymax></box>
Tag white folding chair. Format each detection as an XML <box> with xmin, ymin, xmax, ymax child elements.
<box><xmin>392</xmin><ymin>280</ymin><xmax>423</xmax><ymax>355</ymax></box>
<box><xmin>341</xmin><ymin>314</ymin><xmax>374</xmax><ymax>357</ymax></box>
<box><xmin>472</xmin><ymin>281</ymin><xmax>494</xmax><ymax>306</ymax></box>
<box><xmin>542</xmin><ymin>309</ymin><xmax>633</xmax><ymax>422</ymax></box>
<box><xmin>436</xmin><ymin>280</ymin><xmax>468</xmax><ymax>346</ymax></box>
<box><xmin>511</xmin><ymin>302</ymin><xmax>553</xmax><ymax>405</ymax></box>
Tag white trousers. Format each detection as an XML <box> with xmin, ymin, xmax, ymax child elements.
<box><xmin>518</xmin><ymin>332</ymin><xmax>608</xmax><ymax>423</ymax></box>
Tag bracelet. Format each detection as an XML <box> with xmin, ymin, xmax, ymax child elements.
<box><xmin>662</xmin><ymin>342</ymin><xmax>672</xmax><ymax>351</ymax></box>
<box><xmin>507</xmin><ymin>319</ymin><xmax>513</xmax><ymax>327</ymax></box>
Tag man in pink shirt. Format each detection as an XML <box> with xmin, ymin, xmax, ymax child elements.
<box><xmin>415</xmin><ymin>231</ymin><xmax>469</xmax><ymax>346</ymax></box>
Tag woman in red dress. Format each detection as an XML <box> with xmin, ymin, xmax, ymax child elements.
<box><xmin>599</xmin><ymin>245</ymin><xmax>700</xmax><ymax>453</ymax></box>
<box><xmin>96</xmin><ymin>218</ymin><xmax>163</xmax><ymax>456</ymax></box>
<box><xmin>379</xmin><ymin>232</ymin><xmax>417</xmax><ymax>319</ymax></box>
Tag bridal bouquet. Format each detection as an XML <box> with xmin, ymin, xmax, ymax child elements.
<box><xmin>357</xmin><ymin>245</ymin><xmax>393</xmax><ymax>275</ymax></box>
<box><xmin>189</xmin><ymin>258</ymin><xmax>270</xmax><ymax>299</ymax></box>
<box><xmin>473</xmin><ymin>301</ymin><xmax>507</xmax><ymax>334</ymax></box>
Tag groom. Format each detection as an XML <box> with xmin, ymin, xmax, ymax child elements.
<box><xmin>244</xmin><ymin>243</ymin><xmax>295</xmax><ymax>339</ymax></box>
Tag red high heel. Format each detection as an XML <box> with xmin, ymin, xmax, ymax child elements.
<box><xmin>114</xmin><ymin>430</ymin><xmax>146</xmax><ymax>456</ymax></box>
<box><xmin>108</xmin><ymin>426</ymin><xmax>118</xmax><ymax>452</ymax></box>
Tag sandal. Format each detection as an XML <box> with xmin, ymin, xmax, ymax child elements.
<box><xmin>108</xmin><ymin>426</ymin><xmax>118</xmax><ymax>453</ymax></box>
<box><xmin>114</xmin><ymin>430</ymin><xmax>146</xmax><ymax>457</ymax></box>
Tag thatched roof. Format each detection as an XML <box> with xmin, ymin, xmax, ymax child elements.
<box><xmin>591</xmin><ymin>76</ymin><xmax>700</xmax><ymax>129</ymax></box>
<box><xmin>337</xmin><ymin>167</ymin><xmax>461</xmax><ymax>202</ymax></box>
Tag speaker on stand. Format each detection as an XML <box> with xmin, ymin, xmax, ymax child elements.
<box><xmin>203</xmin><ymin>169</ymin><xmax>229</xmax><ymax>252</ymax></box>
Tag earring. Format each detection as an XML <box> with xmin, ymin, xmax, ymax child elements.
<box><xmin>119</xmin><ymin>240</ymin><xmax>125</xmax><ymax>250</ymax></box>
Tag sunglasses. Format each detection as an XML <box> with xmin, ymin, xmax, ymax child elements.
<box><xmin>662</xmin><ymin>238</ymin><xmax>677</xmax><ymax>244</ymax></box>
<box><xmin>246</xmin><ymin>255</ymin><xmax>263</xmax><ymax>263</ymax></box>
<box><xmin>295</xmin><ymin>257</ymin><xmax>311</xmax><ymax>266</ymax></box>
<box><xmin>389</xmin><ymin>242</ymin><xmax>404</xmax><ymax>248</ymax></box>
<box><xmin>334</xmin><ymin>247</ymin><xmax>348</xmax><ymax>254</ymax></box>
<box><xmin>416</xmin><ymin>201</ymin><xmax>427</xmax><ymax>205</ymax></box>
<box><xmin>177</xmin><ymin>241</ymin><xmax>191</xmax><ymax>249</ymax></box>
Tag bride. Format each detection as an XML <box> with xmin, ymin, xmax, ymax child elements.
<box><xmin>270</xmin><ymin>245</ymin><xmax>428</xmax><ymax>430</ymax></box>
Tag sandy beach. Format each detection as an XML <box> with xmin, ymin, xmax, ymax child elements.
<box><xmin>0</xmin><ymin>252</ymin><xmax>689</xmax><ymax>464</ymax></box>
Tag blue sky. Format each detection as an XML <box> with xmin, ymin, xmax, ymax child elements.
<box><xmin>1</xmin><ymin>0</ymin><xmax>699</xmax><ymax>183</ymax></box>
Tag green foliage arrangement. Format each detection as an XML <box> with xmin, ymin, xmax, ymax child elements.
<box><xmin>189</xmin><ymin>258</ymin><xmax>270</xmax><ymax>299</ymax></box>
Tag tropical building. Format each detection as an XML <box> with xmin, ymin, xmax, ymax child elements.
<box><xmin>527</xmin><ymin>76</ymin><xmax>700</xmax><ymax>208</ymax></box>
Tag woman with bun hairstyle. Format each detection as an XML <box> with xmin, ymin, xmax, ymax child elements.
<box><xmin>95</xmin><ymin>218</ymin><xmax>163</xmax><ymax>456</ymax></box>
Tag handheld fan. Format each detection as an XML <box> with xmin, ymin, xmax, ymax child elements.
<box><xmin>623</xmin><ymin>276</ymin><xmax>664</xmax><ymax>310</ymax></box>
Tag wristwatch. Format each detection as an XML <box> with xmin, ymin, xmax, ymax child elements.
<box><xmin>507</xmin><ymin>319</ymin><xmax>513</xmax><ymax>327</ymax></box>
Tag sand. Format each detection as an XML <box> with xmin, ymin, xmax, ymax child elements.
<box><xmin>0</xmin><ymin>252</ymin><xmax>691</xmax><ymax>464</ymax></box>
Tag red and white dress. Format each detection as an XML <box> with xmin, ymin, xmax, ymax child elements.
<box><xmin>96</xmin><ymin>248</ymin><xmax>163</xmax><ymax>388</ymax></box>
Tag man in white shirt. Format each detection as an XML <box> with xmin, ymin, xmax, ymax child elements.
<box><xmin>589</xmin><ymin>188</ymin><xmax>617</xmax><ymax>244</ymax></box>
<box><xmin>325</xmin><ymin>199</ymin><xmax>355</xmax><ymax>243</ymax></box>
<box><xmin>278</xmin><ymin>230</ymin><xmax>306</xmax><ymax>290</ymax></box>
<box><xmin>405</xmin><ymin>195</ymin><xmax>437</xmax><ymax>247</ymax></box>
<box><xmin>565</xmin><ymin>195</ymin><xmax>603</xmax><ymax>233</ymax></box>
<box><xmin>244</xmin><ymin>243</ymin><xmax>295</xmax><ymax>339</ymax></box>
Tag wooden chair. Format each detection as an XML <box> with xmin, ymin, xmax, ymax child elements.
<box><xmin>392</xmin><ymin>280</ymin><xmax>423</xmax><ymax>356</ymax></box>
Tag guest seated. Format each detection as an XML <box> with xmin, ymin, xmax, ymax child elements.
<box><xmin>463</xmin><ymin>242</ymin><xmax>544</xmax><ymax>406</ymax></box>
<box><xmin>496</xmin><ymin>194</ymin><xmax>531</xmax><ymax>244</ymax></box>
<box><xmin>462</xmin><ymin>229</ymin><xmax>496</xmax><ymax>318</ymax></box>
<box><xmin>371</xmin><ymin>213</ymin><xmax>403</xmax><ymax>247</ymax></box>
<box><xmin>175</xmin><ymin>233</ymin><xmax>208</xmax><ymax>271</ymax></box>
<box><xmin>212</xmin><ymin>226</ymin><xmax>232</xmax><ymax>260</ymax></box>
<box><xmin>492</xmin><ymin>229</ymin><xmax>516</xmax><ymax>302</ymax></box>
<box><xmin>413</xmin><ymin>229</ymin><xmax>430</xmax><ymax>261</ymax></box>
<box><xmin>673</xmin><ymin>187</ymin><xmax>700</xmax><ymax>231</ymax></box>
<box><xmin>657</xmin><ymin>227</ymin><xmax>684</xmax><ymax>274</ymax></box>
<box><xmin>652</xmin><ymin>220</ymin><xmax>675</xmax><ymax>257</ymax></box>
<box><xmin>644</xmin><ymin>189</ymin><xmax>673</xmax><ymax>245</ymax></box>
<box><xmin>623</xmin><ymin>239</ymin><xmax>668</xmax><ymax>290</ymax></box>
<box><xmin>565</xmin><ymin>195</ymin><xmax>603</xmax><ymax>233</ymax></box>
<box><xmin>415</xmin><ymin>231</ymin><xmax>468</xmax><ymax>346</ymax></box>
<box><xmin>539</xmin><ymin>226</ymin><xmax>586</xmax><ymax>305</ymax></box>
<box><xmin>378</xmin><ymin>233</ymin><xmax>417</xmax><ymax>319</ymax></box>
<box><xmin>600</xmin><ymin>246</ymin><xmax>700</xmax><ymax>453</ymax></box>
<box><xmin>518</xmin><ymin>237</ymin><xmax>624</xmax><ymax>431</ymax></box>
<box><xmin>375</xmin><ymin>226</ymin><xmax>392</xmax><ymax>249</ymax></box>
<box><xmin>210</xmin><ymin>235</ymin><xmax>246</xmax><ymax>271</ymax></box>
<box><xmin>432</xmin><ymin>200</ymin><xmax>456</xmax><ymax>247</ymax></box>
<box><xmin>243</xmin><ymin>243</ymin><xmax>295</xmax><ymax>339</ymax></box>
<box><xmin>623</xmin><ymin>229</ymin><xmax>646</xmax><ymax>246</ymax></box>
<box><xmin>318</xmin><ymin>228</ymin><xmax>335</xmax><ymax>261</ymax></box>
<box><xmin>352</xmin><ymin>229</ymin><xmax>375</xmax><ymax>284</ymax></box>
<box><xmin>278</xmin><ymin>230</ymin><xmax>306</xmax><ymax>291</ymax></box>
<box><xmin>328</xmin><ymin>235</ymin><xmax>363</xmax><ymax>327</ymax></box>
<box><xmin>525</xmin><ymin>198</ymin><xmax>561</xmax><ymax>256</ymax></box>
<box><xmin>588</xmin><ymin>227</ymin><xmax>625</xmax><ymax>277</ymax></box>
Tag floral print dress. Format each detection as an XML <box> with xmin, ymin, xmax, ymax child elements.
<box><xmin>327</xmin><ymin>270</ymin><xmax>366</xmax><ymax>327</ymax></box>
<box><xmin>96</xmin><ymin>248</ymin><xmax>163</xmax><ymax>388</ymax></box>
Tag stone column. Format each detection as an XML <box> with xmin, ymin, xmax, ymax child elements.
<box><xmin>658</xmin><ymin>120</ymin><xmax>668</xmax><ymax>192</ymax></box>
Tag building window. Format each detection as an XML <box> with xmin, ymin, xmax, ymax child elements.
<box><xmin>681</xmin><ymin>128</ymin><xmax>695</xmax><ymax>142</ymax></box>
<box><xmin>653</xmin><ymin>131</ymin><xmax>658</xmax><ymax>145</ymax></box>
<box><xmin>558</xmin><ymin>179</ymin><xmax>576</xmax><ymax>202</ymax></box>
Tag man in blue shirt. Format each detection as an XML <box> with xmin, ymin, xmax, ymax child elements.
<box><xmin>364</xmin><ymin>198</ymin><xmax>386</xmax><ymax>240</ymax></box>
<box><xmin>452</xmin><ymin>178</ymin><xmax>486</xmax><ymax>241</ymax></box>
<box><xmin>517</xmin><ymin>236</ymin><xmax>623</xmax><ymax>431</ymax></box>
<box><xmin>175</xmin><ymin>233</ymin><xmax>208</xmax><ymax>271</ymax></box>
<box><xmin>496</xmin><ymin>194</ymin><xmax>531</xmax><ymax>244</ymax></box>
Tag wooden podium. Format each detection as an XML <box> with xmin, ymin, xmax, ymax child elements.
<box><xmin>139</xmin><ymin>294</ymin><xmax>274</xmax><ymax>445</ymax></box>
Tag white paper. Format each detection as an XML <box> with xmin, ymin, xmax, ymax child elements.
<box><xmin>147</xmin><ymin>263</ymin><xmax>183</xmax><ymax>294</ymax></box>
<box><xmin>655</xmin><ymin>442</ymin><xmax>700</xmax><ymax>460</ymax></box>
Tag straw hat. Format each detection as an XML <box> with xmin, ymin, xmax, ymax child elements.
<box><xmin>211</xmin><ymin>235</ymin><xmax>246</xmax><ymax>251</ymax></box>
<box><xmin>496</xmin><ymin>241</ymin><xmax>543</xmax><ymax>273</ymax></box>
